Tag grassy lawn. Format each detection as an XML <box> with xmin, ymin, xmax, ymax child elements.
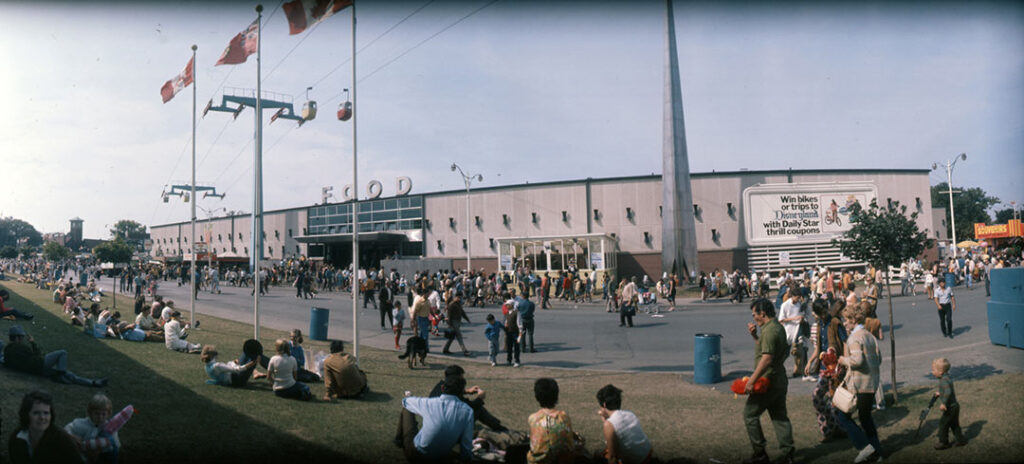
<box><xmin>1</xmin><ymin>279</ymin><xmax>1022</xmax><ymax>463</ymax></box>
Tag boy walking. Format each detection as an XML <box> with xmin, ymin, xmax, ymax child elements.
<box><xmin>484</xmin><ymin>314</ymin><xmax>502</xmax><ymax>367</ymax></box>
<box><xmin>931</xmin><ymin>358</ymin><xmax>968</xmax><ymax>450</ymax></box>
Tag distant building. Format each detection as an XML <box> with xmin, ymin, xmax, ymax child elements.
<box><xmin>42</xmin><ymin>232</ymin><xmax>67</xmax><ymax>246</ymax></box>
<box><xmin>68</xmin><ymin>217</ymin><xmax>84</xmax><ymax>250</ymax></box>
<box><xmin>149</xmin><ymin>168</ymin><xmax>938</xmax><ymax>281</ymax></box>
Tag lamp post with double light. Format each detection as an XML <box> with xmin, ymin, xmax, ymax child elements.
<box><xmin>933</xmin><ymin>153</ymin><xmax>967</xmax><ymax>258</ymax></box>
<box><xmin>450</xmin><ymin>163</ymin><xmax>483</xmax><ymax>273</ymax></box>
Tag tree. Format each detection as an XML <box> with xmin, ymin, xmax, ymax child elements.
<box><xmin>832</xmin><ymin>199</ymin><xmax>933</xmax><ymax>404</ymax></box>
<box><xmin>110</xmin><ymin>220</ymin><xmax>147</xmax><ymax>241</ymax></box>
<box><xmin>93</xmin><ymin>238</ymin><xmax>134</xmax><ymax>265</ymax></box>
<box><xmin>0</xmin><ymin>217</ymin><xmax>43</xmax><ymax>248</ymax></box>
<box><xmin>993</xmin><ymin>208</ymin><xmax>1017</xmax><ymax>224</ymax></box>
<box><xmin>43</xmin><ymin>241</ymin><xmax>70</xmax><ymax>261</ymax></box>
<box><xmin>0</xmin><ymin>245</ymin><xmax>17</xmax><ymax>259</ymax></box>
<box><xmin>19</xmin><ymin>245</ymin><xmax>35</xmax><ymax>259</ymax></box>
<box><xmin>931</xmin><ymin>183</ymin><xmax>999</xmax><ymax>241</ymax></box>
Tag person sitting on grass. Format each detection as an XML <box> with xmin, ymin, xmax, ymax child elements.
<box><xmin>163</xmin><ymin>311</ymin><xmax>201</xmax><ymax>353</ymax></box>
<box><xmin>133</xmin><ymin>294</ymin><xmax>146</xmax><ymax>316</ymax></box>
<box><xmin>288</xmin><ymin>329</ymin><xmax>321</xmax><ymax>383</ymax></box>
<box><xmin>64</xmin><ymin>393</ymin><xmax>134</xmax><ymax>464</ymax></box>
<box><xmin>150</xmin><ymin>296</ymin><xmax>166</xmax><ymax>326</ymax></box>
<box><xmin>429</xmin><ymin>364</ymin><xmax>507</xmax><ymax>432</ymax></box>
<box><xmin>201</xmin><ymin>345</ymin><xmax>261</xmax><ymax>388</ymax></box>
<box><xmin>527</xmin><ymin>377</ymin><xmax>581</xmax><ymax>464</ymax></box>
<box><xmin>62</xmin><ymin>291</ymin><xmax>78</xmax><ymax>315</ymax></box>
<box><xmin>594</xmin><ymin>384</ymin><xmax>652</xmax><ymax>464</ymax></box>
<box><xmin>159</xmin><ymin>300</ymin><xmax>176</xmax><ymax>326</ymax></box>
<box><xmin>266</xmin><ymin>338</ymin><xmax>312</xmax><ymax>401</ymax></box>
<box><xmin>97</xmin><ymin>310</ymin><xmax>123</xmax><ymax>338</ymax></box>
<box><xmin>67</xmin><ymin>298</ymin><xmax>88</xmax><ymax>327</ymax></box>
<box><xmin>112</xmin><ymin>321</ymin><xmax>162</xmax><ymax>342</ymax></box>
<box><xmin>8</xmin><ymin>391</ymin><xmax>81</xmax><ymax>463</ymax></box>
<box><xmin>133</xmin><ymin>307</ymin><xmax>162</xmax><ymax>334</ymax></box>
<box><xmin>238</xmin><ymin>338</ymin><xmax>270</xmax><ymax>375</ymax></box>
<box><xmin>394</xmin><ymin>375</ymin><xmax>474</xmax><ymax>462</ymax></box>
<box><xmin>322</xmin><ymin>339</ymin><xmax>368</xmax><ymax>400</ymax></box>
<box><xmin>0</xmin><ymin>289</ymin><xmax>34</xmax><ymax>320</ymax></box>
<box><xmin>4</xmin><ymin>325</ymin><xmax>108</xmax><ymax>387</ymax></box>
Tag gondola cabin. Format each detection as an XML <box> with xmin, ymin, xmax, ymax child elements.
<box><xmin>301</xmin><ymin>100</ymin><xmax>317</xmax><ymax>121</ymax></box>
<box><xmin>337</xmin><ymin>101</ymin><xmax>352</xmax><ymax>121</ymax></box>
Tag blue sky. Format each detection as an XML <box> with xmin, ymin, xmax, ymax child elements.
<box><xmin>1</xmin><ymin>0</ymin><xmax>1021</xmax><ymax>239</ymax></box>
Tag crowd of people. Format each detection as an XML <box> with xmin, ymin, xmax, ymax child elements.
<box><xmin>2</xmin><ymin>246</ymin><xmax>1020</xmax><ymax>463</ymax></box>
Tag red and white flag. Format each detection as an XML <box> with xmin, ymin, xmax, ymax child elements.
<box><xmin>283</xmin><ymin>0</ymin><xmax>352</xmax><ymax>35</ymax></box>
<box><xmin>215</xmin><ymin>19</ymin><xmax>259</xmax><ymax>66</ymax></box>
<box><xmin>160</xmin><ymin>57</ymin><xmax>194</xmax><ymax>103</ymax></box>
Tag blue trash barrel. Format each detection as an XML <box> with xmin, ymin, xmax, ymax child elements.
<box><xmin>310</xmin><ymin>307</ymin><xmax>329</xmax><ymax>341</ymax></box>
<box><xmin>988</xmin><ymin>268</ymin><xmax>1024</xmax><ymax>349</ymax></box>
<box><xmin>79</xmin><ymin>272</ymin><xmax>88</xmax><ymax>287</ymax></box>
<box><xmin>694</xmin><ymin>333</ymin><xmax>723</xmax><ymax>384</ymax></box>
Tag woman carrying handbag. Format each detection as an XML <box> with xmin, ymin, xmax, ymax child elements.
<box><xmin>835</xmin><ymin>302</ymin><xmax>884</xmax><ymax>463</ymax></box>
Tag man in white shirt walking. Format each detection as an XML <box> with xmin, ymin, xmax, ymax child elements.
<box><xmin>777</xmin><ymin>292</ymin><xmax>806</xmax><ymax>379</ymax></box>
<box><xmin>934</xmin><ymin>279</ymin><xmax>957</xmax><ymax>339</ymax></box>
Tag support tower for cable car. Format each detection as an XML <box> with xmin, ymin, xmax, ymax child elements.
<box><xmin>203</xmin><ymin>87</ymin><xmax>315</xmax><ymax>126</ymax></box>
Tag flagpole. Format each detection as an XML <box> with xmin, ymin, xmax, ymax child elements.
<box><xmin>253</xmin><ymin>4</ymin><xmax>264</xmax><ymax>340</ymax></box>
<box><xmin>351</xmin><ymin>0</ymin><xmax>360</xmax><ymax>362</ymax></box>
<box><xmin>190</xmin><ymin>44</ymin><xmax>198</xmax><ymax>327</ymax></box>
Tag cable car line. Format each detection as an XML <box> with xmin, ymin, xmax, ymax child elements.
<box><xmin>162</xmin><ymin>0</ymin><xmax>492</xmax><ymax>217</ymax></box>
<box><xmin>328</xmin><ymin>0</ymin><xmax>499</xmax><ymax>102</ymax></box>
<box><xmin>302</xmin><ymin>0</ymin><xmax>436</xmax><ymax>96</ymax></box>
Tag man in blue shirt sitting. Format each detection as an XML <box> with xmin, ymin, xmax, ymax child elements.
<box><xmin>395</xmin><ymin>375</ymin><xmax>474</xmax><ymax>462</ymax></box>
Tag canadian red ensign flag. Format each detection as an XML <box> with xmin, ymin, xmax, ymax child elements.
<box><xmin>215</xmin><ymin>19</ymin><xmax>259</xmax><ymax>66</ymax></box>
<box><xmin>283</xmin><ymin>0</ymin><xmax>352</xmax><ymax>35</ymax></box>
<box><xmin>160</xmin><ymin>57</ymin><xmax>194</xmax><ymax>103</ymax></box>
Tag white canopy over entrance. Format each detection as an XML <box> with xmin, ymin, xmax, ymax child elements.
<box><xmin>495</xmin><ymin>233</ymin><xmax>618</xmax><ymax>276</ymax></box>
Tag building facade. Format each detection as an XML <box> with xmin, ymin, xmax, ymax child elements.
<box><xmin>149</xmin><ymin>168</ymin><xmax>937</xmax><ymax>279</ymax></box>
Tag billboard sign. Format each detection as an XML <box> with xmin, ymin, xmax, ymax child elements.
<box><xmin>743</xmin><ymin>183</ymin><xmax>877</xmax><ymax>245</ymax></box>
<box><xmin>974</xmin><ymin>220</ymin><xmax>1023</xmax><ymax>239</ymax></box>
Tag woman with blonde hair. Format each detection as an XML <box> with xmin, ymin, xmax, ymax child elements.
<box><xmin>836</xmin><ymin>303</ymin><xmax>883</xmax><ymax>462</ymax></box>
<box><xmin>266</xmin><ymin>338</ymin><xmax>312</xmax><ymax>401</ymax></box>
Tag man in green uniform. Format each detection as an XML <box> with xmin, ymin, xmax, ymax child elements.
<box><xmin>743</xmin><ymin>299</ymin><xmax>796</xmax><ymax>464</ymax></box>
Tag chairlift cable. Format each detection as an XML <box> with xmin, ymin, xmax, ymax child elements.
<box><xmin>302</xmin><ymin>0</ymin><xmax>437</xmax><ymax>96</ymax></box>
<box><xmin>330</xmin><ymin>0</ymin><xmax>499</xmax><ymax>101</ymax></box>
<box><xmin>196</xmin><ymin>118</ymin><xmax>238</xmax><ymax>171</ymax></box>
<box><xmin>148</xmin><ymin>133</ymin><xmax>195</xmax><ymax>227</ymax></box>
<box><xmin>219</xmin><ymin>125</ymin><xmax>295</xmax><ymax>193</ymax></box>
<box><xmin>264</xmin><ymin>14</ymin><xmax>325</xmax><ymax>83</ymax></box>
<box><xmin>190</xmin><ymin>0</ymin><xmax>472</xmax><ymax>202</ymax></box>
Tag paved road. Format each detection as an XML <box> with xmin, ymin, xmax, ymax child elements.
<box><xmin>114</xmin><ymin>279</ymin><xmax>1022</xmax><ymax>394</ymax></box>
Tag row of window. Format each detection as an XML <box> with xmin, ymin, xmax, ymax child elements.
<box><xmin>157</xmin><ymin>244</ymin><xmax>302</xmax><ymax>256</ymax></box>
<box><xmin>155</xmin><ymin>228</ymin><xmax>302</xmax><ymax>245</ymax></box>
<box><xmin>307</xmin><ymin>219</ymin><xmax>423</xmax><ymax>236</ymax></box>
<box><xmin>309</xmin><ymin>196</ymin><xmax>423</xmax><ymax>217</ymax></box>
<box><xmin>309</xmin><ymin>208</ymin><xmax>423</xmax><ymax>227</ymax></box>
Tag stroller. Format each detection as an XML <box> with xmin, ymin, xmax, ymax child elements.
<box><xmin>639</xmin><ymin>291</ymin><xmax>660</xmax><ymax>315</ymax></box>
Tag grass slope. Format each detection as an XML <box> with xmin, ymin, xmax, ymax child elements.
<box><xmin>1</xmin><ymin>280</ymin><xmax>1021</xmax><ymax>463</ymax></box>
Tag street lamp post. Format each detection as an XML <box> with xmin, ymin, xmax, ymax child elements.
<box><xmin>104</xmin><ymin>224</ymin><xmax>117</xmax><ymax>310</ymax></box>
<box><xmin>932</xmin><ymin>153</ymin><xmax>967</xmax><ymax>258</ymax></box>
<box><xmin>450</xmin><ymin>163</ymin><xmax>483</xmax><ymax>273</ymax></box>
